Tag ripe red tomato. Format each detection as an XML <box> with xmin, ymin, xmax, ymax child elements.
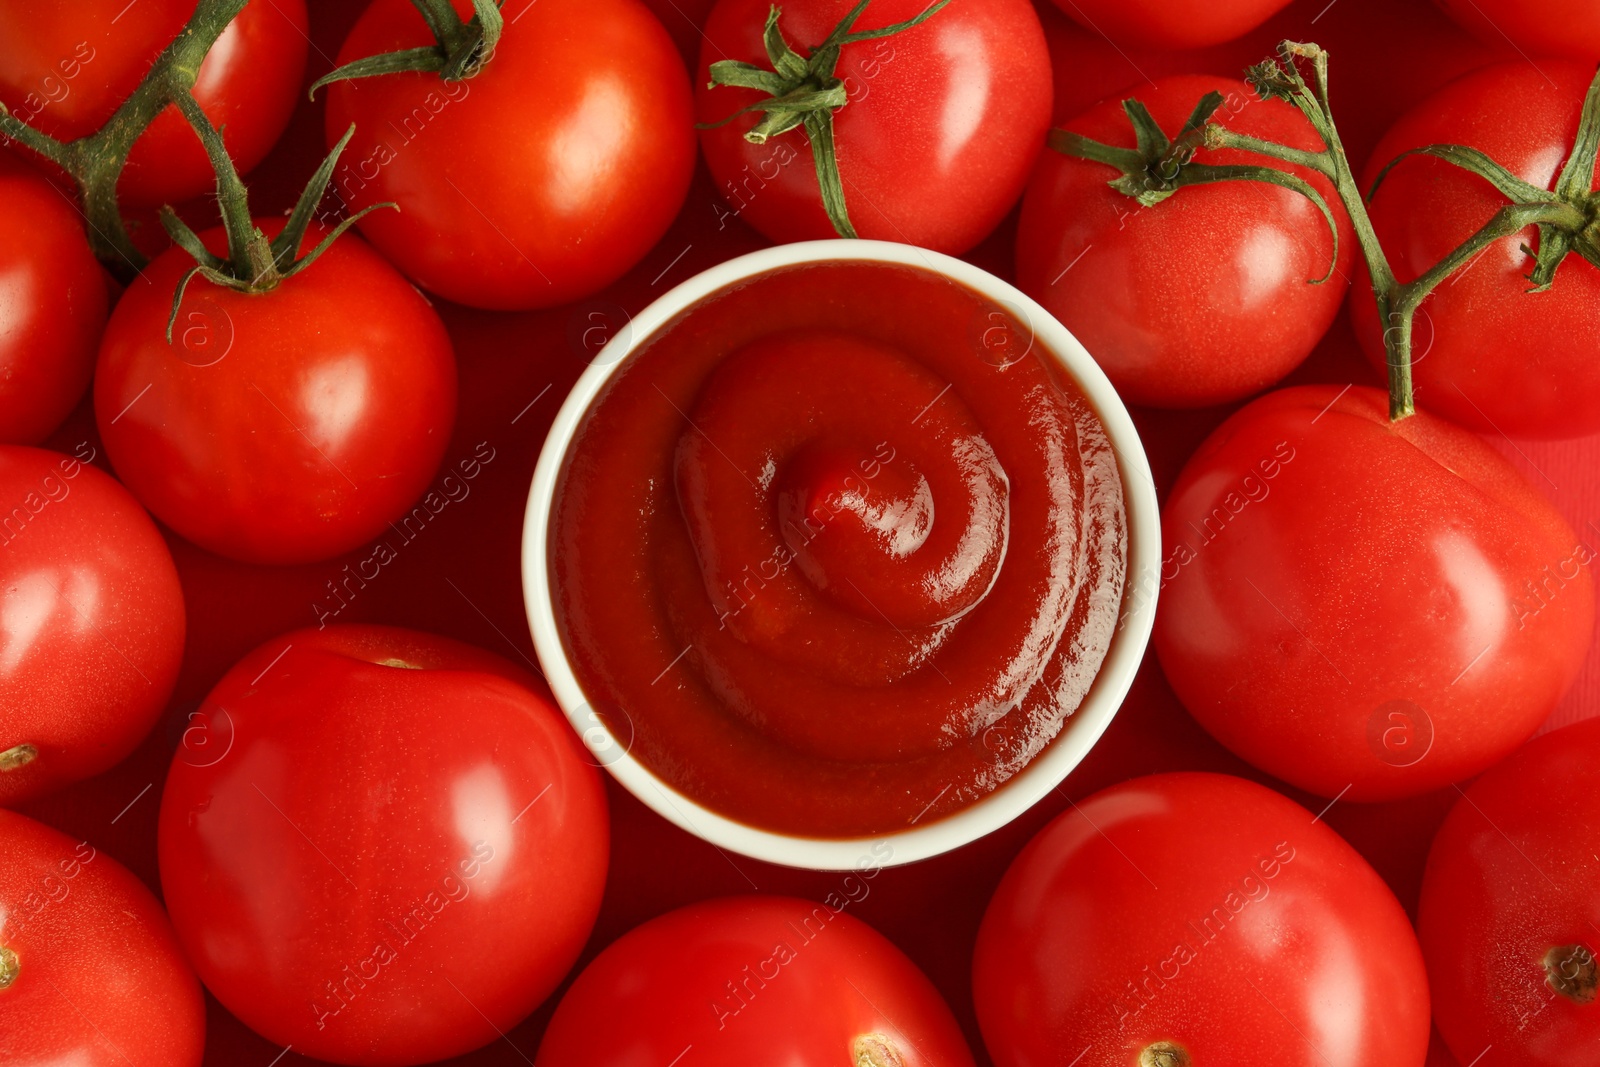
<box><xmin>1016</xmin><ymin>76</ymin><xmax>1353</xmax><ymax>408</ymax></box>
<box><xmin>1154</xmin><ymin>385</ymin><xmax>1593</xmax><ymax>801</ymax></box>
<box><xmin>0</xmin><ymin>0</ymin><xmax>309</xmax><ymax>209</ymax></box>
<box><xmin>695</xmin><ymin>0</ymin><xmax>1051</xmax><ymax>254</ymax></box>
<box><xmin>1352</xmin><ymin>61</ymin><xmax>1600</xmax><ymax>438</ymax></box>
<box><xmin>0</xmin><ymin>809</ymin><xmax>205</xmax><ymax>1065</ymax></box>
<box><xmin>536</xmin><ymin>894</ymin><xmax>975</xmax><ymax>1067</ymax></box>
<box><xmin>0</xmin><ymin>155</ymin><xmax>107</xmax><ymax>444</ymax></box>
<box><xmin>158</xmin><ymin>624</ymin><xmax>609</xmax><ymax>1066</ymax></box>
<box><xmin>325</xmin><ymin>0</ymin><xmax>695</xmax><ymax>311</ymax></box>
<box><xmin>973</xmin><ymin>772</ymin><xmax>1431</xmax><ymax>1067</ymax></box>
<box><xmin>94</xmin><ymin>222</ymin><xmax>457</xmax><ymax>566</ymax></box>
<box><xmin>1418</xmin><ymin>716</ymin><xmax>1600</xmax><ymax>1067</ymax></box>
<box><xmin>0</xmin><ymin>444</ymin><xmax>184</xmax><ymax>806</ymax></box>
<box><xmin>1435</xmin><ymin>0</ymin><xmax>1600</xmax><ymax>61</ymax></box>
<box><xmin>1047</xmin><ymin>0</ymin><xmax>1293</xmax><ymax>50</ymax></box>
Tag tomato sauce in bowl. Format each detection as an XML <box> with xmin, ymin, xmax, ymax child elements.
<box><xmin>541</xmin><ymin>253</ymin><xmax>1133</xmax><ymax>841</ymax></box>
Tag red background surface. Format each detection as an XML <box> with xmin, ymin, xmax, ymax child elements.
<box><xmin>18</xmin><ymin>1</ymin><xmax>1596</xmax><ymax>1064</ymax></box>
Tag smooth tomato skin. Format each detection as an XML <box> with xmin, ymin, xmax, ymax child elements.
<box><xmin>1049</xmin><ymin>0</ymin><xmax>1294</xmax><ymax>49</ymax></box>
<box><xmin>158</xmin><ymin>624</ymin><xmax>610</xmax><ymax>1067</ymax></box>
<box><xmin>695</xmin><ymin>0</ymin><xmax>1051</xmax><ymax>254</ymax></box>
<box><xmin>0</xmin><ymin>809</ymin><xmax>205</xmax><ymax>1066</ymax></box>
<box><xmin>0</xmin><ymin>156</ymin><xmax>108</xmax><ymax>444</ymax></box>
<box><xmin>536</xmin><ymin>895</ymin><xmax>975</xmax><ymax>1067</ymax></box>
<box><xmin>0</xmin><ymin>445</ymin><xmax>185</xmax><ymax>806</ymax></box>
<box><xmin>1435</xmin><ymin>0</ymin><xmax>1600</xmax><ymax>61</ymax></box>
<box><xmin>94</xmin><ymin>222</ymin><xmax>457</xmax><ymax>565</ymax></box>
<box><xmin>1351</xmin><ymin>62</ymin><xmax>1600</xmax><ymax>438</ymax></box>
<box><xmin>1418</xmin><ymin>717</ymin><xmax>1600</xmax><ymax>1067</ymax></box>
<box><xmin>0</xmin><ymin>0</ymin><xmax>308</xmax><ymax>208</ymax></box>
<box><xmin>326</xmin><ymin>0</ymin><xmax>695</xmax><ymax>311</ymax></box>
<box><xmin>1154</xmin><ymin>385</ymin><xmax>1593</xmax><ymax>801</ymax></box>
<box><xmin>1017</xmin><ymin>76</ymin><xmax>1353</xmax><ymax>408</ymax></box>
<box><xmin>973</xmin><ymin>772</ymin><xmax>1430</xmax><ymax>1067</ymax></box>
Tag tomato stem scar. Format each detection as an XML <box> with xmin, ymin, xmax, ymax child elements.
<box><xmin>0</xmin><ymin>743</ymin><xmax>38</xmax><ymax>772</ymax></box>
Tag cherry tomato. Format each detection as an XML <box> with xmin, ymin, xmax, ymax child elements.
<box><xmin>1419</xmin><ymin>716</ymin><xmax>1600</xmax><ymax>1067</ymax></box>
<box><xmin>94</xmin><ymin>222</ymin><xmax>457</xmax><ymax>566</ymax></box>
<box><xmin>1154</xmin><ymin>385</ymin><xmax>1593</xmax><ymax>801</ymax></box>
<box><xmin>1352</xmin><ymin>61</ymin><xmax>1600</xmax><ymax>439</ymax></box>
<box><xmin>0</xmin><ymin>809</ymin><xmax>205</xmax><ymax>1066</ymax></box>
<box><xmin>536</xmin><ymin>894</ymin><xmax>975</xmax><ymax>1067</ymax></box>
<box><xmin>0</xmin><ymin>155</ymin><xmax>107</xmax><ymax>444</ymax></box>
<box><xmin>158</xmin><ymin>625</ymin><xmax>609</xmax><ymax>1066</ymax></box>
<box><xmin>696</xmin><ymin>0</ymin><xmax>1051</xmax><ymax>254</ymax></box>
<box><xmin>324</xmin><ymin>0</ymin><xmax>695</xmax><ymax>311</ymax></box>
<box><xmin>1435</xmin><ymin>0</ymin><xmax>1600</xmax><ymax>62</ymax></box>
<box><xmin>1016</xmin><ymin>76</ymin><xmax>1353</xmax><ymax>408</ymax></box>
<box><xmin>974</xmin><ymin>772</ymin><xmax>1431</xmax><ymax>1067</ymax></box>
<box><xmin>1047</xmin><ymin>0</ymin><xmax>1293</xmax><ymax>50</ymax></box>
<box><xmin>0</xmin><ymin>444</ymin><xmax>184</xmax><ymax>806</ymax></box>
<box><xmin>0</xmin><ymin>0</ymin><xmax>309</xmax><ymax>209</ymax></box>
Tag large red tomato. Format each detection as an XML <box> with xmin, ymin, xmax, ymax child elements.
<box><xmin>1352</xmin><ymin>62</ymin><xmax>1600</xmax><ymax>438</ymax></box>
<box><xmin>1017</xmin><ymin>76</ymin><xmax>1353</xmax><ymax>408</ymax></box>
<box><xmin>0</xmin><ymin>155</ymin><xmax>107</xmax><ymax>444</ymax></box>
<box><xmin>695</xmin><ymin>0</ymin><xmax>1051</xmax><ymax>254</ymax></box>
<box><xmin>0</xmin><ymin>0</ymin><xmax>308</xmax><ymax>208</ymax></box>
<box><xmin>974</xmin><ymin>772</ymin><xmax>1431</xmax><ymax>1067</ymax></box>
<box><xmin>536</xmin><ymin>894</ymin><xmax>975</xmax><ymax>1067</ymax></box>
<box><xmin>1048</xmin><ymin>0</ymin><xmax>1294</xmax><ymax>50</ymax></box>
<box><xmin>1435</xmin><ymin>0</ymin><xmax>1600</xmax><ymax>61</ymax></box>
<box><xmin>157</xmin><ymin>625</ymin><xmax>609</xmax><ymax>1066</ymax></box>
<box><xmin>0</xmin><ymin>444</ymin><xmax>184</xmax><ymax>806</ymax></box>
<box><xmin>1154</xmin><ymin>385</ymin><xmax>1593</xmax><ymax>800</ymax></box>
<box><xmin>1419</xmin><ymin>716</ymin><xmax>1600</xmax><ymax>1067</ymax></box>
<box><xmin>0</xmin><ymin>809</ymin><xmax>205</xmax><ymax>1065</ymax></box>
<box><xmin>94</xmin><ymin>222</ymin><xmax>457</xmax><ymax>565</ymax></box>
<box><xmin>324</xmin><ymin>0</ymin><xmax>695</xmax><ymax>310</ymax></box>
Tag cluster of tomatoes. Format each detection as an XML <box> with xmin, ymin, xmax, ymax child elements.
<box><xmin>3</xmin><ymin>0</ymin><xmax>1600</xmax><ymax>1065</ymax></box>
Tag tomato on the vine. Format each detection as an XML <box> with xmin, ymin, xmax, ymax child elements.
<box><xmin>974</xmin><ymin>772</ymin><xmax>1431</xmax><ymax>1067</ymax></box>
<box><xmin>0</xmin><ymin>809</ymin><xmax>205</xmax><ymax>1066</ymax></box>
<box><xmin>0</xmin><ymin>444</ymin><xmax>185</xmax><ymax>806</ymax></box>
<box><xmin>1047</xmin><ymin>0</ymin><xmax>1294</xmax><ymax>50</ymax></box>
<box><xmin>1419</xmin><ymin>716</ymin><xmax>1600</xmax><ymax>1067</ymax></box>
<box><xmin>0</xmin><ymin>0</ymin><xmax>309</xmax><ymax>209</ymax></box>
<box><xmin>94</xmin><ymin>221</ymin><xmax>457</xmax><ymax>566</ymax></box>
<box><xmin>0</xmin><ymin>155</ymin><xmax>107</xmax><ymax>445</ymax></box>
<box><xmin>1435</xmin><ymin>0</ymin><xmax>1600</xmax><ymax>63</ymax></box>
<box><xmin>695</xmin><ymin>0</ymin><xmax>1051</xmax><ymax>254</ymax></box>
<box><xmin>1154</xmin><ymin>385</ymin><xmax>1593</xmax><ymax>800</ymax></box>
<box><xmin>1016</xmin><ymin>76</ymin><xmax>1353</xmax><ymax>408</ymax></box>
<box><xmin>536</xmin><ymin>894</ymin><xmax>975</xmax><ymax>1067</ymax></box>
<box><xmin>324</xmin><ymin>0</ymin><xmax>695</xmax><ymax>311</ymax></box>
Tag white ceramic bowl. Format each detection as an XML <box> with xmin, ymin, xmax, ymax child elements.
<box><xmin>522</xmin><ymin>240</ymin><xmax>1160</xmax><ymax>871</ymax></box>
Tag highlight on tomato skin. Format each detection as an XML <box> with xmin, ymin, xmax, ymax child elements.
<box><xmin>1154</xmin><ymin>384</ymin><xmax>1594</xmax><ymax>801</ymax></box>
<box><xmin>972</xmin><ymin>772</ymin><xmax>1432</xmax><ymax>1067</ymax></box>
<box><xmin>0</xmin><ymin>808</ymin><xmax>207</xmax><ymax>1067</ymax></box>
<box><xmin>156</xmin><ymin>624</ymin><xmax>610</xmax><ymax>1067</ymax></box>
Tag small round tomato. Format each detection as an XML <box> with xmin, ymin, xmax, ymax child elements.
<box><xmin>94</xmin><ymin>222</ymin><xmax>457</xmax><ymax>565</ymax></box>
<box><xmin>0</xmin><ymin>810</ymin><xmax>205</xmax><ymax>1066</ymax></box>
<box><xmin>1154</xmin><ymin>385</ymin><xmax>1594</xmax><ymax>801</ymax></box>
<box><xmin>1352</xmin><ymin>61</ymin><xmax>1600</xmax><ymax>439</ymax></box>
<box><xmin>0</xmin><ymin>444</ymin><xmax>184</xmax><ymax>806</ymax></box>
<box><xmin>536</xmin><ymin>894</ymin><xmax>975</xmax><ymax>1067</ymax></box>
<box><xmin>974</xmin><ymin>772</ymin><xmax>1431</xmax><ymax>1067</ymax></box>
<box><xmin>158</xmin><ymin>625</ymin><xmax>609</xmax><ymax>1066</ymax></box>
<box><xmin>1048</xmin><ymin>0</ymin><xmax>1293</xmax><ymax>50</ymax></box>
<box><xmin>1419</xmin><ymin>716</ymin><xmax>1600</xmax><ymax>1067</ymax></box>
<box><xmin>696</xmin><ymin>0</ymin><xmax>1051</xmax><ymax>254</ymax></box>
<box><xmin>1017</xmin><ymin>76</ymin><xmax>1353</xmax><ymax>408</ymax></box>
<box><xmin>0</xmin><ymin>0</ymin><xmax>308</xmax><ymax>209</ymax></box>
<box><xmin>325</xmin><ymin>0</ymin><xmax>695</xmax><ymax>311</ymax></box>
<box><xmin>1435</xmin><ymin>0</ymin><xmax>1600</xmax><ymax>62</ymax></box>
<box><xmin>0</xmin><ymin>155</ymin><xmax>107</xmax><ymax>444</ymax></box>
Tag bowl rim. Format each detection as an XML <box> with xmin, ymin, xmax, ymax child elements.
<box><xmin>520</xmin><ymin>238</ymin><xmax>1160</xmax><ymax>871</ymax></box>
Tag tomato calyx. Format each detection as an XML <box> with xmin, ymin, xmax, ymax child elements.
<box><xmin>0</xmin><ymin>743</ymin><xmax>38</xmax><ymax>772</ymax></box>
<box><xmin>1544</xmin><ymin>943</ymin><xmax>1599</xmax><ymax>1005</ymax></box>
<box><xmin>698</xmin><ymin>0</ymin><xmax>953</xmax><ymax>239</ymax></box>
<box><xmin>1138</xmin><ymin>1042</ymin><xmax>1191</xmax><ymax>1067</ymax></box>
<box><xmin>850</xmin><ymin>1033</ymin><xmax>905</xmax><ymax>1067</ymax></box>
<box><xmin>310</xmin><ymin>0</ymin><xmax>504</xmax><ymax>94</ymax></box>
<box><xmin>0</xmin><ymin>945</ymin><xmax>16</xmax><ymax>989</ymax></box>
